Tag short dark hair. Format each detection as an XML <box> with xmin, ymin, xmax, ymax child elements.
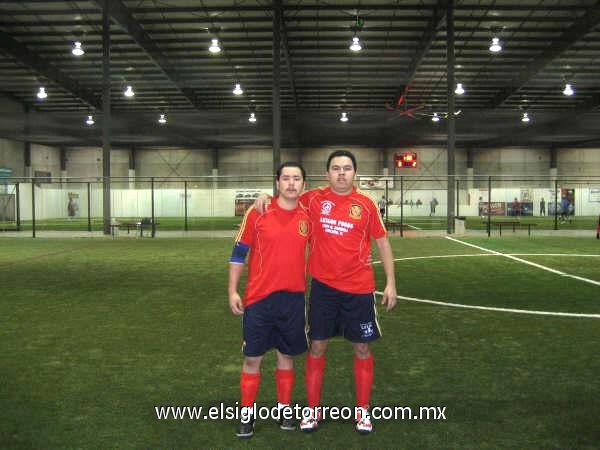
<box><xmin>276</xmin><ymin>161</ymin><xmax>306</xmax><ymax>180</ymax></box>
<box><xmin>326</xmin><ymin>150</ymin><xmax>357</xmax><ymax>171</ymax></box>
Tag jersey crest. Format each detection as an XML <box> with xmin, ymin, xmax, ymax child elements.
<box><xmin>349</xmin><ymin>204</ymin><xmax>362</xmax><ymax>220</ymax></box>
<box><xmin>298</xmin><ymin>220</ymin><xmax>309</xmax><ymax>237</ymax></box>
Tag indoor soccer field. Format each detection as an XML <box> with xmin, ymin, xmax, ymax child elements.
<box><xmin>1</xmin><ymin>236</ymin><xmax>599</xmax><ymax>448</ymax></box>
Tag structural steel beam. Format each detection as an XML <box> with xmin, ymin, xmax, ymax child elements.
<box><xmin>93</xmin><ymin>0</ymin><xmax>200</xmax><ymax>108</ymax></box>
<box><xmin>281</xmin><ymin>19</ymin><xmax>298</xmax><ymax>109</ymax></box>
<box><xmin>476</xmin><ymin>94</ymin><xmax>600</xmax><ymax>148</ymax></box>
<box><xmin>405</xmin><ymin>0</ymin><xmax>447</xmax><ymax>86</ymax></box>
<box><xmin>490</xmin><ymin>0</ymin><xmax>600</xmax><ymax>108</ymax></box>
<box><xmin>0</xmin><ymin>30</ymin><xmax>101</xmax><ymax>109</ymax></box>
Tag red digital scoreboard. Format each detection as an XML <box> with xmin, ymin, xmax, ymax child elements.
<box><xmin>394</xmin><ymin>151</ymin><xmax>418</xmax><ymax>168</ymax></box>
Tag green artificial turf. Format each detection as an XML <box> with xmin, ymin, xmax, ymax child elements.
<box><xmin>1</xmin><ymin>237</ymin><xmax>599</xmax><ymax>448</ymax></box>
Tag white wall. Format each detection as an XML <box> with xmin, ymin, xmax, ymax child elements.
<box><xmin>16</xmin><ymin>186</ymin><xmax>256</xmax><ymax>219</ymax></box>
<box><xmin>558</xmin><ymin>148</ymin><xmax>600</xmax><ymax>176</ymax></box>
<box><xmin>475</xmin><ymin>147</ymin><xmax>549</xmax><ymax>176</ymax></box>
<box><xmin>0</xmin><ymin>138</ymin><xmax>24</xmax><ymax>177</ymax></box>
<box><xmin>135</xmin><ymin>148</ymin><xmax>214</xmax><ymax>177</ymax></box>
<box><xmin>66</xmin><ymin>147</ymin><xmax>130</xmax><ymax>178</ymax></box>
<box><xmin>1</xmin><ymin>136</ymin><xmax>599</xmax><ymax>181</ymax></box>
<box><xmin>30</xmin><ymin>143</ymin><xmax>61</xmax><ymax>178</ymax></box>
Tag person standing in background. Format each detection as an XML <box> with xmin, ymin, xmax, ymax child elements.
<box><xmin>378</xmin><ymin>195</ymin><xmax>387</xmax><ymax>218</ymax></box>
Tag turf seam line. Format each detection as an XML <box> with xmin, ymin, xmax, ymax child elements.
<box><xmin>372</xmin><ymin>253</ymin><xmax>493</xmax><ymax>263</ymax></box>
<box><xmin>445</xmin><ymin>236</ymin><xmax>600</xmax><ymax>287</ymax></box>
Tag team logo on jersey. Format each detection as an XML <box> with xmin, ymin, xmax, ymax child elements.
<box><xmin>298</xmin><ymin>220</ymin><xmax>309</xmax><ymax>237</ymax></box>
<box><xmin>349</xmin><ymin>204</ymin><xmax>362</xmax><ymax>220</ymax></box>
<box><xmin>360</xmin><ymin>322</ymin><xmax>374</xmax><ymax>338</ymax></box>
<box><xmin>320</xmin><ymin>200</ymin><xmax>335</xmax><ymax>215</ymax></box>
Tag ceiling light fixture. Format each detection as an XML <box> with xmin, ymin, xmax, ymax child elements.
<box><xmin>340</xmin><ymin>112</ymin><xmax>349</xmax><ymax>122</ymax></box>
<box><xmin>123</xmin><ymin>85</ymin><xmax>135</xmax><ymax>97</ymax></box>
<box><xmin>563</xmin><ymin>83</ymin><xmax>574</xmax><ymax>96</ymax></box>
<box><xmin>455</xmin><ymin>83</ymin><xmax>465</xmax><ymax>95</ymax></box>
<box><xmin>349</xmin><ymin>36</ymin><xmax>362</xmax><ymax>52</ymax></box>
<box><xmin>36</xmin><ymin>86</ymin><xmax>47</xmax><ymax>99</ymax></box>
<box><xmin>248</xmin><ymin>112</ymin><xmax>257</xmax><ymax>123</ymax></box>
<box><xmin>431</xmin><ymin>112</ymin><xmax>440</xmax><ymax>122</ymax></box>
<box><xmin>521</xmin><ymin>112</ymin><xmax>530</xmax><ymax>123</ymax></box>
<box><xmin>158</xmin><ymin>114</ymin><xmax>167</xmax><ymax>124</ymax></box>
<box><xmin>233</xmin><ymin>83</ymin><xmax>243</xmax><ymax>95</ymax></box>
<box><xmin>72</xmin><ymin>41</ymin><xmax>85</xmax><ymax>56</ymax></box>
<box><xmin>85</xmin><ymin>115</ymin><xmax>94</xmax><ymax>125</ymax></box>
<box><xmin>489</xmin><ymin>37</ymin><xmax>502</xmax><ymax>53</ymax></box>
<box><xmin>209</xmin><ymin>38</ymin><xmax>221</xmax><ymax>53</ymax></box>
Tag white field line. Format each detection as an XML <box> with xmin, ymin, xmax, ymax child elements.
<box><xmin>375</xmin><ymin>291</ymin><xmax>600</xmax><ymax>319</ymax></box>
<box><xmin>372</xmin><ymin>253</ymin><xmax>600</xmax><ymax>265</ymax></box>
<box><xmin>404</xmin><ymin>224</ymin><xmax>422</xmax><ymax>230</ymax></box>
<box><xmin>510</xmin><ymin>253</ymin><xmax>600</xmax><ymax>257</ymax></box>
<box><xmin>445</xmin><ymin>236</ymin><xmax>600</xmax><ymax>287</ymax></box>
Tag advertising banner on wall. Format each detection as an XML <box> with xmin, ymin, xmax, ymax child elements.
<box><xmin>234</xmin><ymin>189</ymin><xmax>262</xmax><ymax>216</ymax></box>
<box><xmin>0</xmin><ymin>167</ymin><xmax>12</xmax><ymax>194</ymax></box>
<box><xmin>520</xmin><ymin>188</ymin><xmax>532</xmax><ymax>202</ymax></box>
<box><xmin>589</xmin><ymin>188</ymin><xmax>600</xmax><ymax>202</ymax></box>
<box><xmin>358</xmin><ymin>177</ymin><xmax>394</xmax><ymax>190</ymax></box>
<box><xmin>478</xmin><ymin>201</ymin><xmax>506</xmax><ymax>216</ymax></box>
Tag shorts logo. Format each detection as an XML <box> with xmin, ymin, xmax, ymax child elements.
<box><xmin>360</xmin><ymin>322</ymin><xmax>374</xmax><ymax>338</ymax></box>
<box><xmin>321</xmin><ymin>200</ymin><xmax>335</xmax><ymax>215</ymax></box>
<box><xmin>298</xmin><ymin>220</ymin><xmax>309</xmax><ymax>237</ymax></box>
<box><xmin>349</xmin><ymin>204</ymin><xmax>362</xmax><ymax>220</ymax></box>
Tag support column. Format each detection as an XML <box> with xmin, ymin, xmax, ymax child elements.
<box><xmin>24</xmin><ymin>106</ymin><xmax>32</xmax><ymax>178</ymax></box>
<box><xmin>446</xmin><ymin>0</ymin><xmax>456</xmax><ymax>233</ymax></box>
<box><xmin>272</xmin><ymin>0</ymin><xmax>282</xmax><ymax>194</ymax></box>
<box><xmin>128</xmin><ymin>147</ymin><xmax>136</xmax><ymax>189</ymax></box>
<box><xmin>60</xmin><ymin>147</ymin><xmax>67</xmax><ymax>187</ymax></box>
<box><xmin>381</xmin><ymin>148</ymin><xmax>390</xmax><ymax>174</ymax></box>
<box><xmin>212</xmin><ymin>148</ymin><xmax>219</xmax><ymax>190</ymax></box>
<box><xmin>24</xmin><ymin>141</ymin><xmax>32</xmax><ymax>179</ymax></box>
<box><xmin>466</xmin><ymin>148</ymin><xmax>474</xmax><ymax>190</ymax></box>
<box><xmin>549</xmin><ymin>147</ymin><xmax>557</xmax><ymax>187</ymax></box>
<box><xmin>102</xmin><ymin>0</ymin><xmax>111</xmax><ymax>235</ymax></box>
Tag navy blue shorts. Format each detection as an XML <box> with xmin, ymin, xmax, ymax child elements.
<box><xmin>243</xmin><ymin>291</ymin><xmax>307</xmax><ymax>357</ymax></box>
<box><xmin>308</xmin><ymin>278</ymin><xmax>381</xmax><ymax>343</ymax></box>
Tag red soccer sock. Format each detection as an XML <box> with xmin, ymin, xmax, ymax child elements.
<box><xmin>240</xmin><ymin>371</ymin><xmax>261</xmax><ymax>408</ymax></box>
<box><xmin>305</xmin><ymin>354</ymin><xmax>326</xmax><ymax>408</ymax></box>
<box><xmin>275</xmin><ymin>368</ymin><xmax>295</xmax><ymax>405</ymax></box>
<box><xmin>354</xmin><ymin>354</ymin><xmax>374</xmax><ymax>409</ymax></box>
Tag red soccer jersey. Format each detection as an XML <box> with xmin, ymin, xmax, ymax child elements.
<box><xmin>302</xmin><ymin>186</ymin><xmax>387</xmax><ymax>294</ymax></box>
<box><xmin>235</xmin><ymin>198</ymin><xmax>310</xmax><ymax>306</ymax></box>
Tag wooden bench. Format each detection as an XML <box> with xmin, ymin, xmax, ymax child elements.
<box><xmin>482</xmin><ymin>220</ymin><xmax>537</xmax><ymax>236</ymax></box>
<box><xmin>111</xmin><ymin>220</ymin><xmax>158</xmax><ymax>237</ymax></box>
<box><xmin>384</xmin><ymin>219</ymin><xmax>410</xmax><ymax>233</ymax></box>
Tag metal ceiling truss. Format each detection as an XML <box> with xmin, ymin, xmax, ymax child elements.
<box><xmin>0</xmin><ymin>0</ymin><xmax>600</xmax><ymax>148</ymax></box>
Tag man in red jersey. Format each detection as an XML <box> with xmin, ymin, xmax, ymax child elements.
<box><xmin>256</xmin><ymin>150</ymin><xmax>397</xmax><ymax>434</ymax></box>
<box><xmin>228</xmin><ymin>162</ymin><xmax>310</xmax><ymax>438</ymax></box>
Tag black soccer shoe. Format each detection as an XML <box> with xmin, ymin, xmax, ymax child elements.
<box><xmin>236</xmin><ymin>416</ymin><xmax>255</xmax><ymax>439</ymax></box>
<box><xmin>277</xmin><ymin>416</ymin><xmax>296</xmax><ymax>431</ymax></box>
